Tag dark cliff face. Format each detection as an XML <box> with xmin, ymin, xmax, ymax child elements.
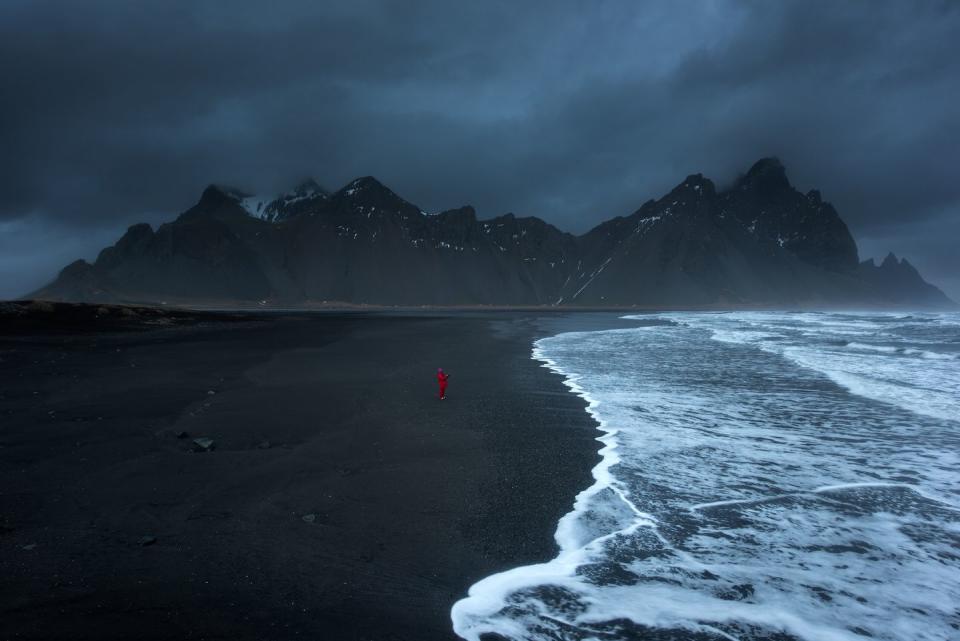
<box><xmin>563</xmin><ymin>167</ymin><xmax>873</xmax><ymax>306</ymax></box>
<box><xmin>30</xmin><ymin>160</ymin><xmax>953</xmax><ymax>308</ymax></box>
<box><xmin>856</xmin><ymin>253</ymin><xmax>953</xmax><ymax>307</ymax></box>
<box><xmin>719</xmin><ymin>158</ymin><xmax>860</xmax><ymax>273</ymax></box>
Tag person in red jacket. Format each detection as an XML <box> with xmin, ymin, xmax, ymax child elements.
<box><xmin>437</xmin><ymin>368</ymin><xmax>450</xmax><ymax>400</ymax></box>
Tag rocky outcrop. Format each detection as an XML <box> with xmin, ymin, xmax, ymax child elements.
<box><xmin>857</xmin><ymin>253</ymin><xmax>953</xmax><ymax>307</ymax></box>
<box><xmin>30</xmin><ymin>160</ymin><xmax>954</xmax><ymax>308</ymax></box>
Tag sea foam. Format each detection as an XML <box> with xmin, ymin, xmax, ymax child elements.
<box><xmin>452</xmin><ymin>311</ymin><xmax>960</xmax><ymax>641</ymax></box>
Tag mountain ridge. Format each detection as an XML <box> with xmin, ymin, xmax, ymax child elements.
<box><xmin>29</xmin><ymin>159</ymin><xmax>955</xmax><ymax>308</ymax></box>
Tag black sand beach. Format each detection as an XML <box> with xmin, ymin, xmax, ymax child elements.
<box><xmin>0</xmin><ymin>308</ymin><xmax>620</xmax><ymax>640</ymax></box>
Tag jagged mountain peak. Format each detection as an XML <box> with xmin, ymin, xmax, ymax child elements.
<box><xmin>330</xmin><ymin>176</ymin><xmax>430</xmax><ymax>218</ymax></box>
<box><xmin>207</xmin><ymin>183</ymin><xmax>249</xmax><ymax>198</ymax></box>
<box><xmin>878</xmin><ymin>252</ymin><xmax>921</xmax><ymax>276</ymax></box>
<box><xmin>436</xmin><ymin>205</ymin><xmax>477</xmax><ymax>222</ymax></box>
<box><xmin>291</xmin><ymin>178</ymin><xmax>326</xmax><ymax>195</ymax></box>
<box><xmin>224</xmin><ymin>179</ymin><xmax>330</xmax><ymax>223</ymax></box>
<box><xmin>859</xmin><ymin>252</ymin><xmax>948</xmax><ymax>305</ymax></box>
<box><xmin>744</xmin><ymin>156</ymin><xmax>786</xmax><ymax>178</ymax></box>
<box><xmin>61</xmin><ymin>258</ymin><xmax>93</xmax><ymax>275</ymax></box>
<box><xmin>30</xmin><ymin>158</ymin><xmax>953</xmax><ymax>308</ymax></box>
<box><xmin>266</xmin><ymin>178</ymin><xmax>328</xmax><ymax>207</ymax></box>
<box><xmin>720</xmin><ymin>157</ymin><xmax>859</xmax><ymax>272</ymax></box>
<box><xmin>736</xmin><ymin>156</ymin><xmax>791</xmax><ymax>194</ymax></box>
<box><xmin>665</xmin><ymin>173</ymin><xmax>717</xmax><ymax>201</ymax></box>
<box><xmin>120</xmin><ymin>222</ymin><xmax>154</xmax><ymax>239</ymax></box>
<box><xmin>199</xmin><ymin>184</ymin><xmax>251</xmax><ymax>210</ymax></box>
<box><xmin>207</xmin><ymin>180</ymin><xmax>325</xmax><ymax>203</ymax></box>
<box><xmin>336</xmin><ymin>176</ymin><xmax>397</xmax><ymax>198</ymax></box>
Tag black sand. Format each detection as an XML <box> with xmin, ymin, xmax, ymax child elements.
<box><xmin>0</xmin><ymin>310</ymin><xmax>620</xmax><ymax>640</ymax></box>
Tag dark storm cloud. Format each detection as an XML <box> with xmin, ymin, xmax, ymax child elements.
<box><xmin>1</xmin><ymin>0</ymin><xmax>958</xmax><ymax>298</ymax></box>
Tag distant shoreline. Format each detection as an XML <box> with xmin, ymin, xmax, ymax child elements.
<box><xmin>4</xmin><ymin>298</ymin><xmax>948</xmax><ymax>327</ymax></box>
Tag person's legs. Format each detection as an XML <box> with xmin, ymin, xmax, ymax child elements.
<box><xmin>439</xmin><ymin>383</ymin><xmax>447</xmax><ymax>399</ymax></box>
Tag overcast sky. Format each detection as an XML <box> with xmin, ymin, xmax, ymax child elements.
<box><xmin>2</xmin><ymin>0</ymin><xmax>958</xmax><ymax>300</ymax></box>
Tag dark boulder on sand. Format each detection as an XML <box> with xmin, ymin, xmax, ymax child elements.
<box><xmin>191</xmin><ymin>437</ymin><xmax>215</xmax><ymax>452</ymax></box>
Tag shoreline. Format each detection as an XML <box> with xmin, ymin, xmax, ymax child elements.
<box><xmin>452</xmin><ymin>335</ymin><xmax>617</xmax><ymax>639</ymax></box>
<box><xmin>6</xmin><ymin>299</ymin><xmax>949</xmax><ymax>321</ymax></box>
<box><xmin>452</xmin><ymin>317</ymin><xmax>653</xmax><ymax>639</ymax></box>
<box><xmin>0</xmin><ymin>311</ymin><xmax>630</xmax><ymax>640</ymax></box>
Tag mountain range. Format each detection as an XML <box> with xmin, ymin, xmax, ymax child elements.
<box><xmin>31</xmin><ymin>158</ymin><xmax>954</xmax><ymax>308</ymax></box>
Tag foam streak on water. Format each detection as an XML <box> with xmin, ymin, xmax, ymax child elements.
<box><xmin>452</xmin><ymin>311</ymin><xmax>960</xmax><ymax>641</ymax></box>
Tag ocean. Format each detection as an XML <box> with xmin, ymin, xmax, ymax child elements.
<box><xmin>452</xmin><ymin>311</ymin><xmax>960</xmax><ymax>641</ymax></box>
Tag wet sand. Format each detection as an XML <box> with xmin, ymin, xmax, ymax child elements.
<box><xmin>0</xmin><ymin>310</ymin><xmax>615</xmax><ymax>640</ymax></box>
